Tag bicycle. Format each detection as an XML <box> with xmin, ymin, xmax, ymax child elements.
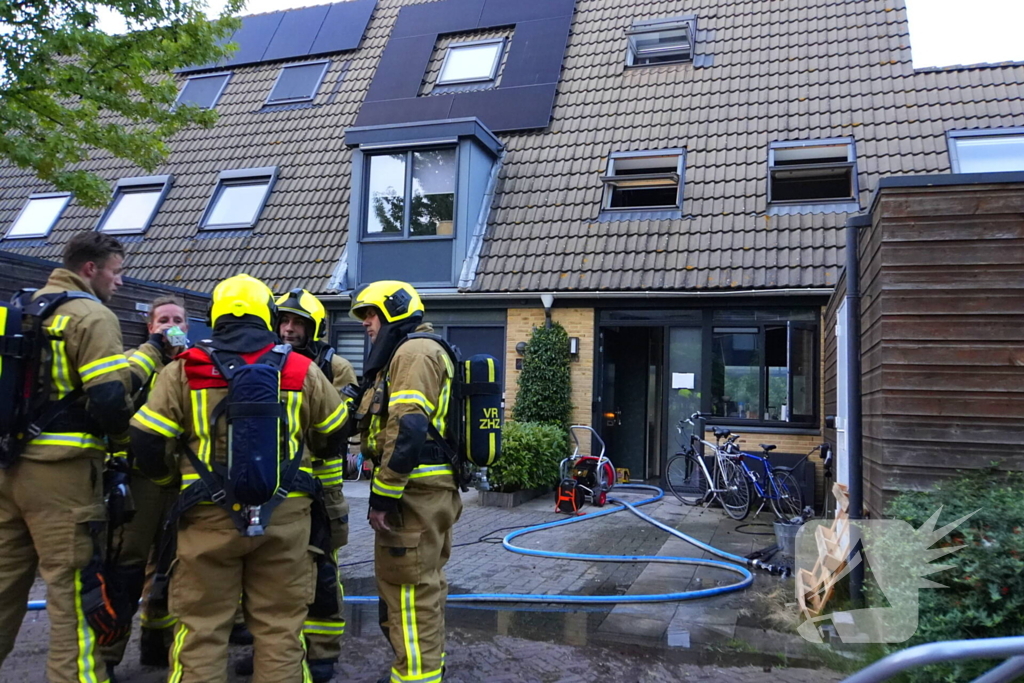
<box><xmin>665</xmin><ymin>413</ymin><xmax>751</xmax><ymax>520</ymax></box>
<box><xmin>725</xmin><ymin>442</ymin><xmax>819</xmax><ymax>521</ymax></box>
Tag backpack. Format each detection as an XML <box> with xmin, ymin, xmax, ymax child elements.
<box><xmin>0</xmin><ymin>289</ymin><xmax>99</xmax><ymax>468</ymax></box>
<box><xmin>394</xmin><ymin>334</ymin><xmax>503</xmax><ymax>488</ymax></box>
<box><xmin>180</xmin><ymin>344</ymin><xmax>315</xmax><ymax>535</ymax></box>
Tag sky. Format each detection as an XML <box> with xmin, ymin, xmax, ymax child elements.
<box><xmin>99</xmin><ymin>0</ymin><xmax>1024</xmax><ymax>70</ymax></box>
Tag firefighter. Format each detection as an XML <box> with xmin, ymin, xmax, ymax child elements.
<box><xmin>130</xmin><ymin>274</ymin><xmax>349</xmax><ymax>683</ymax></box>
<box><xmin>0</xmin><ymin>233</ymin><xmax>136</xmax><ymax>683</ymax></box>
<box><xmin>102</xmin><ymin>296</ymin><xmax>190</xmax><ymax>680</ymax></box>
<box><xmin>350</xmin><ymin>281</ymin><xmax>462</xmax><ymax>683</ymax></box>
<box><xmin>274</xmin><ymin>288</ymin><xmax>356</xmax><ymax>682</ymax></box>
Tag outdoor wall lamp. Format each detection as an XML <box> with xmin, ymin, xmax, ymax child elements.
<box><xmin>568</xmin><ymin>337</ymin><xmax>580</xmax><ymax>355</ymax></box>
<box><xmin>540</xmin><ymin>293</ymin><xmax>554</xmax><ymax>328</ymax></box>
<box><xmin>515</xmin><ymin>341</ymin><xmax>528</xmax><ymax>356</ymax></box>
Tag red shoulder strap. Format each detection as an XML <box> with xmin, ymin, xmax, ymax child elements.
<box><xmin>182</xmin><ymin>343</ymin><xmax>311</xmax><ymax>391</ymax></box>
<box><xmin>280</xmin><ymin>352</ymin><xmax>313</xmax><ymax>392</ymax></box>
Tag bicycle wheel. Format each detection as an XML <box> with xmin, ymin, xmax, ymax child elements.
<box><xmin>716</xmin><ymin>459</ymin><xmax>751</xmax><ymax>521</ymax></box>
<box><xmin>770</xmin><ymin>470</ymin><xmax>804</xmax><ymax>521</ymax></box>
<box><xmin>666</xmin><ymin>453</ymin><xmax>709</xmax><ymax>506</ymax></box>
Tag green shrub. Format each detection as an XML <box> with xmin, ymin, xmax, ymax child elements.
<box><xmin>487</xmin><ymin>421</ymin><xmax>568</xmax><ymax>492</ymax></box>
<box><xmin>871</xmin><ymin>471</ymin><xmax>1024</xmax><ymax>682</ymax></box>
<box><xmin>512</xmin><ymin>322</ymin><xmax>572</xmax><ymax>429</ymax></box>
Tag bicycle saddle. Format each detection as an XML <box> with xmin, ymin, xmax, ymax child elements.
<box><xmin>760</xmin><ymin>444</ymin><xmax>777</xmax><ymax>452</ymax></box>
<box><xmin>712</xmin><ymin>427</ymin><xmax>731</xmax><ymax>439</ymax></box>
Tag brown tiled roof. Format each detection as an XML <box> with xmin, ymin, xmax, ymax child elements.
<box><xmin>1</xmin><ymin>0</ymin><xmax>1023</xmax><ymax>294</ymax></box>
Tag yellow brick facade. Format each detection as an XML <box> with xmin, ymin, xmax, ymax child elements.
<box><xmin>504</xmin><ymin>307</ymin><xmax>594</xmax><ymax>429</ymax></box>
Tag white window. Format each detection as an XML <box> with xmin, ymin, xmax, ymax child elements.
<box><xmin>601</xmin><ymin>150</ymin><xmax>684</xmax><ymax>210</ymax></box>
<box><xmin>769</xmin><ymin>139</ymin><xmax>857</xmax><ymax>204</ymax></box>
<box><xmin>626</xmin><ymin>17</ymin><xmax>696</xmax><ymax>67</ymax></box>
<box><xmin>267</xmin><ymin>61</ymin><xmax>329</xmax><ymax>105</ymax></box>
<box><xmin>97</xmin><ymin>176</ymin><xmax>173</xmax><ymax>235</ymax></box>
<box><xmin>437</xmin><ymin>39</ymin><xmax>504</xmax><ymax>85</ymax></box>
<box><xmin>4</xmin><ymin>193</ymin><xmax>71</xmax><ymax>240</ymax></box>
<box><xmin>200</xmin><ymin>168</ymin><xmax>277</xmax><ymax>230</ymax></box>
<box><xmin>948</xmin><ymin>128</ymin><xmax>1024</xmax><ymax>173</ymax></box>
<box><xmin>176</xmin><ymin>72</ymin><xmax>231</xmax><ymax>110</ymax></box>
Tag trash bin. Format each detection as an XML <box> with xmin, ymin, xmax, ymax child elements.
<box><xmin>774</xmin><ymin>520</ymin><xmax>802</xmax><ymax>562</ymax></box>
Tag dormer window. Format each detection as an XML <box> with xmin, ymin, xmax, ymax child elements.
<box><xmin>626</xmin><ymin>17</ymin><xmax>696</xmax><ymax>67</ymax></box>
<box><xmin>366</xmin><ymin>149</ymin><xmax>456</xmax><ymax>237</ymax></box>
<box><xmin>602</xmin><ymin>150</ymin><xmax>684</xmax><ymax>210</ymax></box>
<box><xmin>437</xmin><ymin>38</ymin><xmax>505</xmax><ymax>85</ymax></box>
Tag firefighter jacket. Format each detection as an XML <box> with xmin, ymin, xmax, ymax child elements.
<box><xmin>328</xmin><ymin>352</ymin><xmax>358</xmax><ymax>393</ymax></box>
<box><xmin>130</xmin><ymin>341</ymin><xmax>349</xmax><ymax>493</ymax></box>
<box><xmin>359</xmin><ymin>323</ymin><xmax>456</xmax><ymax>512</ymax></box>
<box><xmin>20</xmin><ymin>268</ymin><xmax>139</xmax><ymax>462</ymax></box>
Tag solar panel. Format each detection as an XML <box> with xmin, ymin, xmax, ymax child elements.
<box><xmin>480</xmin><ymin>0</ymin><xmax>575</xmax><ymax>26</ymax></box>
<box><xmin>262</xmin><ymin>5</ymin><xmax>330</xmax><ymax>62</ymax></box>
<box><xmin>499</xmin><ymin>16</ymin><xmax>573</xmax><ymax>88</ymax></box>
<box><xmin>391</xmin><ymin>0</ymin><xmax>485</xmax><ymax>39</ymax></box>
<box><xmin>309</xmin><ymin>0</ymin><xmax>377</xmax><ymax>55</ymax></box>
<box><xmin>223</xmin><ymin>11</ymin><xmax>283</xmax><ymax>66</ymax></box>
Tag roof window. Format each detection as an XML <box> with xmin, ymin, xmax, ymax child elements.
<box><xmin>97</xmin><ymin>176</ymin><xmax>173</xmax><ymax>235</ymax></box>
<box><xmin>601</xmin><ymin>150</ymin><xmax>684</xmax><ymax>210</ymax></box>
<box><xmin>627</xmin><ymin>17</ymin><xmax>696</xmax><ymax>67</ymax></box>
<box><xmin>768</xmin><ymin>139</ymin><xmax>857</xmax><ymax>204</ymax></box>
<box><xmin>948</xmin><ymin>127</ymin><xmax>1024</xmax><ymax>173</ymax></box>
<box><xmin>200</xmin><ymin>167</ymin><xmax>277</xmax><ymax>230</ymax></box>
<box><xmin>4</xmin><ymin>193</ymin><xmax>72</xmax><ymax>240</ymax></box>
<box><xmin>267</xmin><ymin>60</ymin><xmax>330</xmax><ymax>105</ymax></box>
<box><xmin>176</xmin><ymin>72</ymin><xmax>231</xmax><ymax>110</ymax></box>
<box><xmin>437</xmin><ymin>38</ymin><xmax>505</xmax><ymax>85</ymax></box>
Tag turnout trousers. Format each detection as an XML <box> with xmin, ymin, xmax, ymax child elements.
<box><xmin>0</xmin><ymin>457</ymin><xmax>109</xmax><ymax>683</ymax></box>
<box><xmin>100</xmin><ymin>472</ymin><xmax>179</xmax><ymax>665</ymax></box>
<box><xmin>303</xmin><ymin>485</ymin><xmax>349</xmax><ymax>662</ymax></box>
<box><xmin>167</xmin><ymin>498</ymin><xmax>316</xmax><ymax>683</ymax></box>
<box><xmin>376</xmin><ymin>486</ymin><xmax>462</xmax><ymax>683</ymax></box>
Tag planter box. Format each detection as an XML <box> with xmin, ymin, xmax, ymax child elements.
<box><xmin>479</xmin><ymin>487</ymin><xmax>549</xmax><ymax>508</ymax></box>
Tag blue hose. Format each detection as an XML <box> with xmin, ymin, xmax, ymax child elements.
<box><xmin>27</xmin><ymin>484</ymin><xmax>755</xmax><ymax>612</ymax></box>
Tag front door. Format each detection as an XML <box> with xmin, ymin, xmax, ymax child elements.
<box><xmin>598</xmin><ymin>327</ymin><xmax>659</xmax><ymax>480</ymax></box>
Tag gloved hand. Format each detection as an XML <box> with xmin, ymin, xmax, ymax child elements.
<box><xmin>81</xmin><ymin>558</ymin><xmax>132</xmax><ymax>646</ymax></box>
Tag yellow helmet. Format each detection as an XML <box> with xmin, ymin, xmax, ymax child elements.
<box><xmin>349</xmin><ymin>281</ymin><xmax>424</xmax><ymax>323</ymax></box>
<box><xmin>209</xmin><ymin>274</ymin><xmax>276</xmax><ymax>331</ymax></box>
<box><xmin>275</xmin><ymin>288</ymin><xmax>327</xmax><ymax>340</ymax></box>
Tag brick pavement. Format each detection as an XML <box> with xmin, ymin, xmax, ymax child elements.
<box><xmin>2</xmin><ymin>482</ymin><xmax>843</xmax><ymax>682</ymax></box>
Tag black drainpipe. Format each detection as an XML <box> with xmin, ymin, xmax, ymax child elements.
<box><xmin>845</xmin><ymin>214</ymin><xmax>870</xmax><ymax>606</ymax></box>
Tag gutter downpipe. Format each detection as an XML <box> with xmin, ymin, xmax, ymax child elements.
<box><xmin>846</xmin><ymin>213</ymin><xmax>870</xmax><ymax>607</ymax></box>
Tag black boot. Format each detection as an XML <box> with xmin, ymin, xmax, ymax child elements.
<box><xmin>139</xmin><ymin>627</ymin><xmax>169</xmax><ymax>667</ymax></box>
<box><xmin>234</xmin><ymin>653</ymin><xmax>254</xmax><ymax>676</ymax></box>
<box><xmin>229</xmin><ymin>622</ymin><xmax>254</xmax><ymax>645</ymax></box>
<box><xmin>309</xmin><ymin>658</ymin><xmax>336</xmax><ymax>683</ymax></box>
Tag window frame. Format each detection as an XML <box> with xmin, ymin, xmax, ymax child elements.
<box><xmin>436</xmin><ymin>38</ymin><xmax>506</xmax><ymax>86</ymax></box>
<box><xmin>767</xmin><ymin>137</ymin><xmax>858</xmax><ymax>206</ymax></box>
<box><xmin>708</xmin><ymin>319</ymin><xmax>820</xmax><ymax>428</ymax></box>
<box><xmin>361</xmin><ymin>146</ymin><xmax>459</xmax><ymax>241</ymax></box>
<box><xmin>95</xmin><ymin>175</ymin><xmax>173</xmax><ymax>235</ymax></box>
<box><xmin>947</xmin><ymin>126</ymin><xmax>1024</xmax><ymax>174</ymax></box>
<box><xmin>199</xmin><ymin>167</ymin><xmax>278</xmax><ymax>231</ymax></box>
<box><xmin>600</xmin><ymin>148</ymin><xmax>685</xmax><ymax>212</ymax></box>
<box><xmin>175</xmin><ymin>72</ymin><xmax>232</xmax><ymax>111</ymax></box>
<box><xmin>4</xmin><ymin>192</ymin><xmax>72</xmax><ymax>240</ymax></box>
<box><xmin>625</xmin><ymin>16</ymin><xmax>696</xmax><ymax>68</ymax></box>
<box><xmin>265</xmin><ymin>59</ymin><xmax>330</xmax><ymax>106</ymax></box>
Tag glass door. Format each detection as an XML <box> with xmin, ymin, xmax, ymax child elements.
<box><xmin>665</xmin><ymin>327</ymin><xmax>702</xmax><ymax>468</ymax></box>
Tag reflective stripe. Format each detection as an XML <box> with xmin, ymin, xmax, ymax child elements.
<box><xmin>190</xmin><ymin>389</ymin><xmax>210</xmax><ymax>465</ymax></box>
<box><xmin>401</xmin><ymin>584</ymin><xmax>421</xmax><ymax>676</ymax></box>
<box><xmin>389</xmin><ymin>391</ymin><xmax>434</xmax><ymax>412</ymax></box>
<box><xmin>301</xmin><ymin>635</ymin><xmax>313</xmax><ymax>683</ymax></box>
<box><xmin>79</xmin><ymin>354</ymin><xmax>130</xmax><ymax>383</ymax></box>
<box><xmin>408</xmin><ymin>464</ymin><xmax>453</xmax><ymax>479</ymax></box>
<box><xmin>129</xmin><ymin>352</ymin><xmax>157</xmax><ymax>375</ymax></box>
<box><xmin>367</xmin><ymin>414</ymin><xmax>381</xmax><ymax>453</ymax></box>
<box><xmin>29</xmin><ymin>432</ymin><xmax>104</xmax><ymax>451</ymax></box>
<box><xmin>313</xmin><ymin>396</ymin><xmax>346</xmax><ymax>434</ymax></box>
<box><xmin>372</xmin><ymin>476</ymin><xmax>404</xmax><ymax>499</ymax></box>
<box><xmin>285</xmin><ymin>391</ymin><xmax>302</xmax><ymax>459</ymax></box>
<box><xmin>318</xmin><ymin>473</ymin><xmax>345</xmax><ymax>486</ymax></box>
<box><xmin>141</xmin><ymin>614</ymin><xmax>178</xmax><ymax>630</ymax></box>
<box><xmin>48</xmin><ymin>315</ymin><xmax>74</xmax><ymax>398</ymax></box>
<box><xmin>168</xmin><ymin>623</ymin><xmax>189</xmax><ymax>683</ymax></box>
<box><xmin>302</xmin><ymin>619</ymin><xmax>346</xmax><ymax>636</ymax></box>
<box><xmin>390</xmin><ymin>668</ymin><xmax>443</xmax><ymax>683</ymax></box>
<box><xmin>314</xmin><ymin>461</ymin><xmax>346</xmax><ymax>487</ymax></box>
<box><xmin>73</xmin><ymin>569</ymin><xmax>99</xmax><ymax>683</ymax></box>
<box><xmin>135</xmin><ymin>405</ymin><xmax>184</xmax><ymax>438</ymax></box>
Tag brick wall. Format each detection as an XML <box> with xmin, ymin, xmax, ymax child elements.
<box><xmin>504</xmin><ymin>307</ymin><xmax>595</xmax><ymax>428</ymax></box>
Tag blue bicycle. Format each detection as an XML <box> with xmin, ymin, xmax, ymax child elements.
<box><xmin>723</xmin><ymin>440</ymin><xmax>812</xmax><ymax>521</ymax></box>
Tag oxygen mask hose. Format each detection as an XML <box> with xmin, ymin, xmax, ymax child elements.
<box><xmin>28</xmin><ymin>484</ymin><xmax>763</xmax><ymax>612</ymax></box>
